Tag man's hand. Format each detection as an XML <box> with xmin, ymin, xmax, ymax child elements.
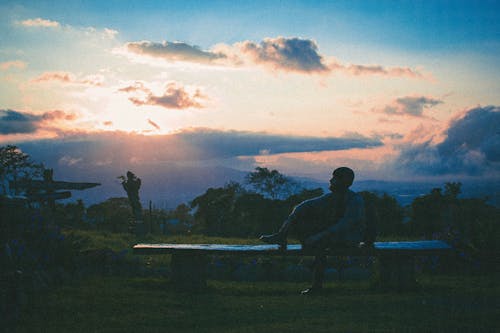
<box><xmin>303</xmin><ymin>230</ymin><xmax>329</xmax><ymax>248</ymax></box>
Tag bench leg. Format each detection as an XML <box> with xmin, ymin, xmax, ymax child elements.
<box><xmin>170</xmin><ymin>253</ymin><xmax>208</xmax><ymax>290</ymax></box>
<box><xmin>378</xmin><ymin>255</ymin><xmax>417</xmax><ymax>291</ymax></box>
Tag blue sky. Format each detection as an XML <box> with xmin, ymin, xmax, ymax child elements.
<box><xmin>0</xmin><ymin>0</ymin><xmax>499</xmax><ymax>183</ymax></box>
<box><xmin>4</xmin><ymin>0</ymin><xmax>499</xmax><ymax>49</ymax></box>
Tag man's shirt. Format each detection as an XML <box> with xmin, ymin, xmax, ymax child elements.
<box><xmin>287</xmin><ymin>190</ymin><xmax>365</xmax><ymax>245</ymax></box>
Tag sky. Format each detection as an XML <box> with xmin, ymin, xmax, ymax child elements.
<box><xmin>0</xmin><ymin>0</ymin><xmax>499</xmax><ymax>184</ymax></box>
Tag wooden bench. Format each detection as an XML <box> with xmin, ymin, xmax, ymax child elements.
<box><xmin>133</xmin><ymin>240</ymin><xmax>452</xmax><ymax>290</ymax></box>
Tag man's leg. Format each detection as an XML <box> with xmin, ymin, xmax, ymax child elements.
<box><xmin>301</xmin><ymin>253</ymin><xmax>327</xmax><ymax>295</ymax></box>
<box><xmin>301</xmin><ymin>234</ymin><xmax>348</xmax><ymax>295</ymax></box>
<box><xmin>313</xmin><ymin>254</ymin><xmax>327</xmax><ymax>288</ymax></box>
<box><xmin>259</xmin><ymin>219</ymin><xmax>292</xmax><ymax>248</ymax></box>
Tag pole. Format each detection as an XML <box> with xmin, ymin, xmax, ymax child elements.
<box><xmin>149</xmin><ymin>200</ymin><xmax>153</xmax><ymax>234</ymax></box>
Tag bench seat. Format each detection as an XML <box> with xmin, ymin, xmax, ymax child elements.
<box><xmin>133</xmin><ymin>240</ymin><xmax>452</xmax><ymax>290</ymax></box>
<box><xmin>134</xmin><ymin>240</ymin><xmax>451</xmax><ymax>255</ymax></box>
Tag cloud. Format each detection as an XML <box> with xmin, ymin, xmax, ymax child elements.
<box><xmin>0</xmin><ymin>110</ymin><xmax>39</xmax><ymax>134</ymax></box>
<box><xmin>41</xmin><ymin>110</ymin><xmax>77</xmax><ymax>121</ymax></box>
<box><xmin>117</xmin><ymin>81</ymin><xmax>149</xmax><ymax>93</ymax></box>
<box><xmin>20</xmin><ymin>17</ymin><xmax>60</xmax><ymax>28</ymax></box>
<box><xmin>103</xmin><ymin>28</ymin><xmax>119</xmax><ymax>39</ymax></box>
<box><xmin>125</xmin><ymin>40</ymin><xmax>227</xmax><ymax>64</ymax></box>
<box><xmin>33</xmin><ymin>72</ymin><xmax>72</xmax><ymax>83</ymax></box>
<box><xmin>393</xmin><ymin>106</ymin><xmax>500</xmax><ymax>176</ymax></box>
<box><xmin>121</xmin><ymin>82</ymin><xmax>207</xmax><ymax>109</ymax></box>
<box><xmin>237</xmin><ymin>37</ymin><xmax>329</xmax><ymax>74</ymax></box>
<box><xmin>172</xmin><ymin>128</ymin><xmax>383</xmax><ymax>158</ymax></box>
<box><xmin>122</xmin><ymin>36</ymin><xmax>424</xmax><ymax>78</ymax></box>
<box><xmin>147</xmin><ymin>119</ymin><xmax>160</xmax><ymax>130</ymax></box>
<box><xmin>330</xmin><ymin>63</ymin><xmax>424</xmax><ymax>79</ymax></box>
<box><xmin>0</xmin><ymin>60</ymin><xmax>27</xmax><ymax>71</ymax></box>
<box><xmin>0</xmin><ymin>109</ymin><xmax>76</xmax><ymax>134</ymax></box>
<box><xmin>32</xmin><ymin>71</ymin><xmax>104</xmax><ymax>86</ymax></box>
<box><xmin>14</xmin><ymin>128</ymin><xmax>383</xmax><ymax>167</ymax></box>
<box><xmin>59</xmin><ymin>155</ymin><xmax>83</xmax><ymax>166</ymax></box>
<box><xmin>378</xmin><ymin>96</ymin><xmax>443</xmax><ymax>117</ymax></box>
<box><xmin>17</xmin><ymin>17</ymin><xmax>118</xmax><ymax>42</ymax></box>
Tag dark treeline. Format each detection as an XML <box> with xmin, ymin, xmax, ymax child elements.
<box><xmin>1</xmin><ymin>145</ymin><xmax>499</xmax><ymax>254</ymax></box>
<box><xmin>1</xmin><ymin>145</ymin><xmax>499</xmax><ymax>326</ymax></box>
<box><xmin>44</xmin><ymin>166</ymin><xmax>498</xmax><ymax>256</ymax></box>
<box><xmin>0</xmin><ymin>145</ymin><xmax>498</xmax><ymax>285</ymax></box>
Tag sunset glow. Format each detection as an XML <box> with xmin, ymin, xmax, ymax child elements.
<box><xmin>1</xmin><ymin>0</ymin><xmax>499</xmax><ymax>183</ymax></box>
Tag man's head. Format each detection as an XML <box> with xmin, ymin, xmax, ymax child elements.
<box><xmin>329</xmin><ymin>167</ymin><xmax>355</xmax><ymax>192</ymax></box>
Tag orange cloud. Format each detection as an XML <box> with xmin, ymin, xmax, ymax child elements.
<box><xmin>20</xmin><ymin>18</ymin><xmax>60</xmax><ymax>28</ymax></box>
<box><xmin>41</xmin><ymin>110</ymin><xmax>78</xmax><ymax>121</ymax></box>
<box><xmin>329</xmin><ymin>62</ymin><xmax>423</xmax><ymax>79</ymax></box>
<box><xmin>33</xmin><ymin>72</ymin><xmax>73</xmax><ymax>83</ymax></box>
<box><xmin>0</xmin><ymin>109</ymin><xmax>77</xmax><ymax>135</ymax></box>
<box><xmin>118</xmin><ymin>81</ymin><xmax>149</xmax><ymax>93</ymax></box>
<box><xmin>32</xmin><ymin>71</ymin><xmax>104</xmax><ymax>86</ymax></box>
<box><xmin>0</xmin><ymin>60</ymin><xmax>27</xmax><ymax>71</ymax></box>
<box><xmin>376</xmin><ymin>96</ymin><xmax>443</xmax><ymax>117</ymax></box>
<box><xmin>120</xmin><ymin>82</ymin><xmax>208</xmax><ymax>110</ymax></box>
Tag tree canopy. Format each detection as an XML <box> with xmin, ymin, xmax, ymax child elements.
<box><xmin>0</xmin><ymin>145</ymin><xmax>43</xmax><ymax>195</ymax></box>
<box><xmin>245</xmin><ymin>167</ymin><xmax>300</xmax><ymax>200</ymax></box>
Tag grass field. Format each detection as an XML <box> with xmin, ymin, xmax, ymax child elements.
<box><xmin>16</xmin><ymin>272</ymin><xmax>499</xmax><ymax>332</ymax></box>
<box><xmin>11</xmin><ymin>230</ymin><xmax>497</xmax><ymax>332</ymax></box>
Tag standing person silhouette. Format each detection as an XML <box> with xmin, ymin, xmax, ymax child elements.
<box><xmin>260</xmin><ymin>167</ymin><xmax>365</xmax><ymax>295</ymax></box>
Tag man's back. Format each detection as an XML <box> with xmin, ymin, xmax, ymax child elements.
<box><xmin>288</xmin><ymin>190</ymin><xmax>364</xmax><ymax>244</ymax></box>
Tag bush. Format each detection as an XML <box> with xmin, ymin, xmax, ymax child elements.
<box><xmin>1</xmin><ymin>197</ymin><xmax>87</xmax><ymax>326</ymax></box>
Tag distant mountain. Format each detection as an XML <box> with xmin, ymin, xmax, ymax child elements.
<box><xmin>54</xmin><ymin>163</ymin><xmax>247</xmax><ymax>209</ymax></box>
<box><xmin>298</xmin><ymin>178</ymin><xmax>500</xmax><ymax>207</ymax></box>
<box><xmin>354</xmin><ymin>179</ymin><xmax>500</xmax><ymax>207</ymax></box>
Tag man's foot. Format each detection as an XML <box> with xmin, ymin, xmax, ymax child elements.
<box><xmin>300</xmin><ymin>286</ymin><xmax>323</xmax><ymax>296</ymax></box>
<box><xmin>259</xmin><ymin>232</ymin><xmax>287</xmax><ymax>249</ymax></box>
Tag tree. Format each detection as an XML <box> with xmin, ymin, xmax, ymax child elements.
<box><xmin>0</xmin><ymin>145</ymin><xmax>43</xmax><ymax>195</ymax></box>
<box><xmin>444</xmin><ymin>182</ymin><xmax>462</xmax><ymax>199</ymax></box>
<box><xmin>410</xmin><ymin>188</ymin><xmax>446</xmax><ymax>237</ymax></box>
<box><xmin>190</xmin><ymin>182</ymin><xmax>243</xmax><ymax>236</ymax></box>
<box><xmin>245</xmin><ymin>167</ymin><xmax>300</xmax><ymax>200</ymax></box>
<box><xmin>87</xmin><ymin>197</ymin><xmax>133</xmax><ymax>233</ymax></box>
<box><xmin>170</xmin><ymin>203</ymin><xmax>193</xmax><ymax>224</ymax></box>
<box><xmin>54</xmin><ymin>199</ymin><xmax>86</xmax><ymax>228</ymax></box>
<box><xmin>359</xmin><ymin>191</ymin><xmax>404</xmax><ymax>238</ymax></box>
<box><xmin>286</xmin><ymin>187</ymin><xmax>324</xmax><ymax>207</ymax></box>
<box><xmin>190</xmin><ymin>180</ymin><xmax>323</xmax><ymax>237</ymax></box>
<box><xmin>407</xmin><ymin>181</ymin><xmax>500</xmax><ymax>253</ymax></box>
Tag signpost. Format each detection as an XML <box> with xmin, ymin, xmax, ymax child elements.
<box><xmin>10</xmin><ymin>168</ymin><xmax>100</xmax><ymax>208</ymax></box>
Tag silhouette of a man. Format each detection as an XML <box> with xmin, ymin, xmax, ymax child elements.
<box><xmin>260</xmin><ymin>167</ymin><xmax>365</xmax><ymax>294</ymax></box>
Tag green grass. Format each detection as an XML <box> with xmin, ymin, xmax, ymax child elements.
<box><xmin>16</xmin><ymin>273</ymin><xmax>499</xmax><ymax>332</ymax></box>
<box><xmin>36</xmin><ymin>230</ymin><xmax>496</xmax><ymax>331</ymax></box>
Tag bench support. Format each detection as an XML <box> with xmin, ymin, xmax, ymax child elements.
<box><xmin>170</xmin><ymin>253</ymin><xmax>208</xmax><ymax>290</ymax></box>
<box><xmin>378</xmin><ymin>254</ymin><xmax>417</xmax><ymax>291</ymax></box>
